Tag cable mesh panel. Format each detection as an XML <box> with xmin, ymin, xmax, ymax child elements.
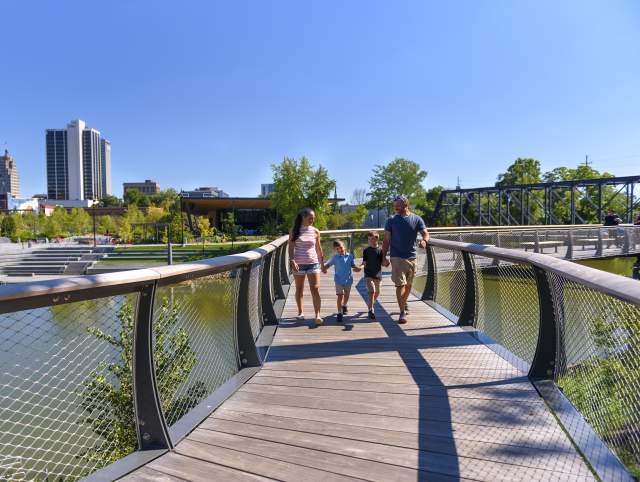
<box><xmin>474</xmin><ymin>260</ymin><xmax>539</xmax><ymax>365</ymax></box>
<box><xmin>551</xmin><ymin>273</ymin><xmax>640</xmax><ymax>477</ymax></box>
<box><xmin>248</xmin><ymin>260</ymin><xmax>264</xmax><ymax>340</ymax></box>
<box><xmin>153</xmin><ymin>270</ymin><xmax>240</xmax><ymax>428</ymax></box>
<box><xmin>0</xmin><ymin>294</ymin><xmax>139</xmax><ymax>481</ymax></box>
<box><xmin>432</xmin><ymin>245</ymin><xmax>466</xmax><ymax>317</ymax></box>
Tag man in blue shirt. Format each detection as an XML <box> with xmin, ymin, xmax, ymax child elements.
<box><xmin>382</xmin><ymin>195</ymin><xmax>429</xmax><ymax>324</ymax></box>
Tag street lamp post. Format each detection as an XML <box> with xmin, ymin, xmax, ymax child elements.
<box><xmin>92</xmin><ymin>201</ymin><xmax>97</xmax><ymax>247</ymax></box>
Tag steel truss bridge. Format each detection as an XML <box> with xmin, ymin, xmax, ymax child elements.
<box><xmin>432</xmin><ymin>175</ymin><xmax>640</xmax><ymax>227</ymax></box>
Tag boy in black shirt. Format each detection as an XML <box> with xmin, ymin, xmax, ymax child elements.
<box><xmin>361</xmin><ymin>232</ymin><xmax>384</xmax><ymax>319</ymax></box>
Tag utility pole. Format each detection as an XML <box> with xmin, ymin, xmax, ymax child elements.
<box><xmin>584</xmin><ymin>155</ymin><xmax>591</xmax><ymax>167</ymax></box>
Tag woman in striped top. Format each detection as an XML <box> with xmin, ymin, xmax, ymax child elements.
<box><xmin>288</xmin><ymin>207</ymin><xmax>325</xmax><ymax>325</ymax></box>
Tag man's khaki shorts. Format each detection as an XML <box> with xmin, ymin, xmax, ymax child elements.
<box><xmin>335</xmin><ymin>284</ymin><xmax>352</xmax><ymax>296</ymax></box>
<box><xmin>390</xmin><ymin>257</ymin><xmax>416</xmax><ymax>287</ymax></box>
<box><xmin>365</xmin><ymin>277</ymin><xmax>381</xmax><ymax>294</ymax></box>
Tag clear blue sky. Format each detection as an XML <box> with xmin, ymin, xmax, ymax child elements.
<box><xmin>1</xmin><ymin>0</ymin><xmax>639</xmax><ymax>200</ymax></box>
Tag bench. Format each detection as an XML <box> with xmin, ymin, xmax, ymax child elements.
<box><xmin>521</xmin><ymin>240</ymin><xmax>563</xmax><ymax>253</ymax></box>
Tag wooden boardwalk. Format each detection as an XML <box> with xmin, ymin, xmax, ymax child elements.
<box><xmin>124</xmin><ymin>270</ymin><xmax>595</xmax><ymax>481</ymax></box>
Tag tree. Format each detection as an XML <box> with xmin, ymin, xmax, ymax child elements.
<box><xmin>99</xmin><ymin>195</ymin><xmax>123</xmax><ymax>207</ymax></box>
<box><xmin>271</xmin><ymin>157</ymin><xmax>336</xmax><ymax>229</ymax></box>
<box><xmin>221</xmin><ymin>211</ymin><xmax>239</xmax><ymax>239</ymax></box>
<box><xmin>414</xmin><ymin>185</ymin><xmax>446</xmax><ymax>224</ymax></box>
<box><xmin>196</xmin><ymin>217</ymin><xmax>213</xmax><ymax>238</ymax></box>
<box><xmin>69</xmin><ymin>208</ymin><xmax>92</xmax><ymax>235</ymax></box>
<box><xmin>346</xmin><ymin>204</ymin><xmax>368</xmax><ymax>228</ymax></box>
<box><xmin>367</xmin><ymin>158</ymin><xmax>427</xmax><ymax>213</ymax></box>
<box><xmin>79</xmin><ymin>297</ymin><xmax>205</xmax><ymax>471</ymax></box>
<box><xmin>496</xmin><ymin>158</ymin><xmax>542</xmax><ymax>186</ymax></box>
<box><xmin>350</xmin><ymin>188</ymin><xmax>368</xmax><ymax>205</ymax></box>
<box><xmin>123</xmin><ymin>189</ymin><xmax>150</xmax><ymax>208</ymax></box>
<box><xmin>1</xmin><ymin>214</ymin><xmax>17</xmax><ymax>239</ymax></box>
<box><xmin>98</xmin><ymin>215</ymin><xmax>118</xmax><ymax>235</ymax></box>
<box><xmin>495</xmin><ymin>158</ymin><xmax>544</xmax><ymax>224</ymax></box>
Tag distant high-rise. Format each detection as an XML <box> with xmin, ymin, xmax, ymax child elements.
<box><xmin>46</xmin><ymin>119</ymin><xmax>112</xmax><ymax>200</ymax></box>
<box><xmin>101</xmin><ymin>139</ymin><xmax>112</xmax><ymax>196</ymax></box>
<box><xmin>0</xmin><ymin>149</ymin><xmax>20</xmax><ymax>198</ymax></box>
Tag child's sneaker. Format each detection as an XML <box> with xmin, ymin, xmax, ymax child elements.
<box><xmin>398</xmin><ymin>311</ymin><xmax>408</xmax><ymax>324</ymax></box>
<box><xmin>342</xmin><ymin>305</ymin><xmax>348</xmax><ymax>314</ymax></box>
<box><xmin>337</xmin><ymin>313</ymin><xmax>344</xmax><ymax>323</ymax></box>
<box><xmin>368</xmin><ymin>310</ymin><xmax>376</xmax><ymax>320</ymax></box>
<box><xmin>404</xmin><ymin>304</ymin><xmax>409</xmax><ymax>314</ymax></box>
<box><xmin>315</xmin><ymin>317</ymin><xmax>324</xmax><ymax>326</ymax></box>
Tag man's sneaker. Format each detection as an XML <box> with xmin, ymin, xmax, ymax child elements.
<box><xmin>342</xmin><ymin>305</ymin><xmax>348</xmax><ymax>314</ymax></box>
<box><xmin>337</xmin><ymin>313</ymin><xmax>344</xmax><ymax>323</ymax></box>
<box><xmin>368</xmin><ymin>310</ymin><xmax>376</xmax><ymax>320</ymax></box>
<box><xmin>398</xmin><ymin>312</ymin><xmax>408</xmax><ymax>324</ymax></box>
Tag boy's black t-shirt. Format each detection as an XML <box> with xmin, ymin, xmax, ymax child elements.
<box><xmin>362</xmin><ymin>246</ymin><xmax>383</xmax><ymax>279</ymax></box>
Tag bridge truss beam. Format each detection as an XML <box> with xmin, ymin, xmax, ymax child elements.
<box><xmin>432</xmin><ymin>175</ymin><xmax>640</xmax><ymax>226</ymax></box>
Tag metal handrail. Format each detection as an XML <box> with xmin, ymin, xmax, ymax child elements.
<box><xmin>428</xmin><ymin>238</ymin><xmax>640</xmax><ymax>306</ymax></box>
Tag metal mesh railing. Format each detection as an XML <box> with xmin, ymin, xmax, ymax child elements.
<box><xmin>550</xmin><ymin>272</ymin><xmax>640</xmax><ymax>478</ymax></box>
<box><xmin>0</xmin><ymin>294</ymin><xmax>139</xmax><ymax>481</ymax></box>
<box><xmin>423</xmin><ymin>232</ymin><xmax>640</xmax><ymax>479</ymax></box>
<box><xmin>153</xmin><ymin>271</ymin><xmax>241</xmax><ymax>428</ymax></box>
<box><xmin>474</xmin><ymin>257</ymin><xmax>539</xmax><ymax>366</ymax></box>
<box><xmin>432</xmin><ymin>246</ymin><xmax>466</xmax><ymax>317</ymax></box>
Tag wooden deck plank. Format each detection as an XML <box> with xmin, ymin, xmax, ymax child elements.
<box><xmin>173</xmin><ymin>439</ymin><xmax>360</xmax><ymax>482</ymax></box>
<box><xmin>187</xmin><ymin>428</ymin><xmax>470</xmax><ymax>482</ymax></box>
<box><xmin>200</xmin><ymin>417</ymin><xmax>593</xmax><ymax>480</ymax></box>
<box><xmin>145</xmin><ymin>452</ymin><xmax>273</xmax><ymax>482</ymax></box>
<box><xmin>126</xmin><ymin>268</ymin><xmax>595</xmax><ymax>481</ymax></box>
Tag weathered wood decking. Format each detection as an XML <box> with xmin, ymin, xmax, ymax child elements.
<box><xmin>123</xmin><ymin>270</ymin><xmax>595</xmax><ymax>481</ymax></box>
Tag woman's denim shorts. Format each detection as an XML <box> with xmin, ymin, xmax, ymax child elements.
<box><xmin>294</xmin><ymin>263</ymin><xmax>321</xmax><ymax>275</ymax></box>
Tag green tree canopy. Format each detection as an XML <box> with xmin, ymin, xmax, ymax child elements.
<box><xmin>271</xmin><ymin>156</ymin><xmax>336</xmax><ymax>230</ymax></box>
<box><xmin>99</xmin><ymin>195</ymin><xmax>123</xmax><ymax>207</ymax></box>
<box><xmin>496</xmin><ymin>158</ymin><xmax>542</xmax><ymax>186</ymax></box>
<box><xmin>367</xmin><ymin>158</ymin><xmax>427</xmax><ymax>212</ymax></box>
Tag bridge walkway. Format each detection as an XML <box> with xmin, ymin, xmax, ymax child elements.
<box><xmin>123</xmin><ymin>269</ymin><xmax>595</xmax><ymax>481</ymax></box>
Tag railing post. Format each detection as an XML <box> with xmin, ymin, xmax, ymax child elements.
<box><xmin>261</xmin><ymin>251</ymin><xmax>278</xmax><ymax>325</ymax></box>
<box><xmin>529</xmin><ymin>267</ymin><xmax>565</xmax><ymax>379</ymax></box>
<box><xmin>623</xmin><ymin>227</ymin><xmax>631</xmax><ymax>254</ymax></box>
<box><xmin>279</xmin><ymin>243</ymin><xmax>290</xmax><ymax>287</ymax></box>
<box><xmin>421</xmin><ymin>245</ymin><xmax>437</xmax><ymax>301</ymax></box>
<box><xmin>458</xmin><ymin>251</ymin><xmax>477</xmax><ymax>327</ymax></box>
<box><xmin>565</xmin><ymin>230</ymin><xmax>574</xmax><ymax>259</ymax></box>
<box><xmin>132</xmin><ymin>282</ymin><xmax>172</xmax><ymax>450</ymax></box>
<box><xmin>533</xmin><ymin>231</ymin><xmax>540</xmax><ymax>253</ymax></box>
<box><xmin>596</xmin><ymin>228</ymin><xmax>603</xmax><ymax>257</ymax></box>
<box><xmin>272</xmin><ymin>245</ymin><xmax>286</xmax><ymax>300</ymax></box>
<box><xmin>236</xmin><ymin>264</ymin><xmax>261</xmax><ymax>367</ymax></box>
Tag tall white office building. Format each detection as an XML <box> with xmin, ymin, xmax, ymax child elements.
<box><xmin>46</xmin><ymin>119</ymin><xmax>112</xmax><ymax>200</ymax></box>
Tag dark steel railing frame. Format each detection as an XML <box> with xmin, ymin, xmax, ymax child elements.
<box><xmin>415</xmin><ymin>236</ymin><xmax>640</xmax><ymax>482</ymax></box>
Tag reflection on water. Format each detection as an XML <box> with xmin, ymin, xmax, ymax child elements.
<box><xmin>576</xmin><ymin>256</ymin><xmax>637</xmax><ymax>278</ymax></box>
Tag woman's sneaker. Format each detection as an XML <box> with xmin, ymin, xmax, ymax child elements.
<box><xmin>337</xmin><ymin>313</ymin><xmax>344</xmax><ymax>323</ymax></box>
<box><xmin>368</xmin><ymin>310</ymin><xmax>376</xmax><ymax>320</ymax></box>
<box><xmin>398</xmin><ymin>311</ymin><xmax>408</xmax><ymax>324</ymax></box>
